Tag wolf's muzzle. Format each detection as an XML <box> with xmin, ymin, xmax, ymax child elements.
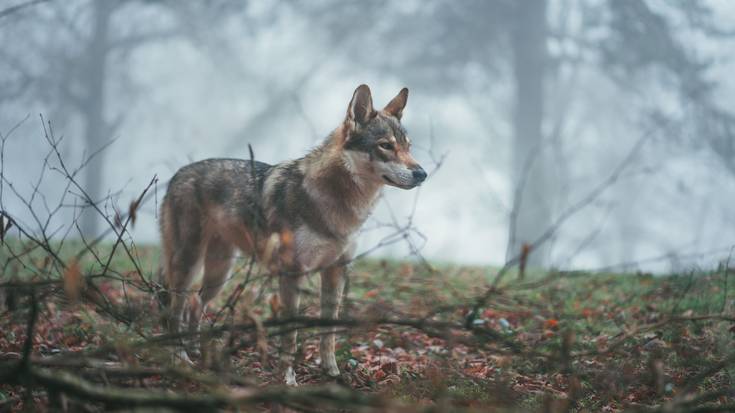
<box><xmin>412</xmin><ymin>166</ymin><xmax>427</xmax><ymax>184</ymax></box>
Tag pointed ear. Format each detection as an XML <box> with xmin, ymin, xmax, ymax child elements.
<box><xmin>346</xmin><ymin>84</ymin><xmax>376</xmax><ymax>127</ymax></box>
<box><xmin>383</xmin><ymin>87</ymin><xmax>408</xmax><ymax>120</ymax></box>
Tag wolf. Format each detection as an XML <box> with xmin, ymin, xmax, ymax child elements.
<box><xmin>159</xmin><ymin>84</ymin><xmax>426</xmax><ymax>385</ymax></box>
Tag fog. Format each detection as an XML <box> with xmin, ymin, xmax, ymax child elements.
<box><xmin>2</xmin><ymin>0</ymin><xmax>734</xmax><ymax>273</ymax></box>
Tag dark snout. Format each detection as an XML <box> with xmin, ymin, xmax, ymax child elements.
<box><xmin>411</xmin><ymin>165</ymin><xmax>427</xmax><ymax>185</ymax></box>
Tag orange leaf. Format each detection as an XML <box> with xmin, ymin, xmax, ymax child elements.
<box><xmin>373</xmin><ymin>369</ymin><xmax>386</xmax><ymax>381</ymax></box>
<box><xmin>280</xmin><ymin>230</ymin><xmax>294</xmax><ymax>247</ymax></box>
<box><xmin>482</xmin><ymin>309</ymin><xmax>496</xmax><ymax>319</ymax></box>
<box><xmin>364</xmin><ymin>289</ymin><xmax>380</xmax><ymax>299</ymax></box>
<box><xmin>544</xmin><ymin>318</ymin><xmax>559</xmax><ymax>329</ymax></box>
<box><xmin>269</xmin><ymin>293</ymin><xmax>282</xmax><ymax>316</ymax></box>
<box><xmin>519</xmin><ymin>243</ymin><xmax>532</xmax><ymax>279</ymax></box>
<box><xmin>63</xmin><ymin>259</ymin><xmax>82</xmax><ymax>302</ymax></box>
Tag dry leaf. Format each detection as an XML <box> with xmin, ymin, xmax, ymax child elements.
<box><xmin>399</xmin><ymin>263</ymin><xmax>414</xmax><ymax>277</ymax></box>
<box><xmin>63</xmin><ymin>259</ymin><xmax>83</xmax><ymax>302</ymax></box>
<box><xmin>0</xmin><ymin>214</ymin><xmax>11</xmax><ymax>244</ymax></box>
<box><xmin>490</xmin><ymin>354</ymin><xmax>512</xmax><ymax>368</ymax></box>
<box><xmin>242</xmin><ymin>287</ymin><xmax>257</xmax><ymax>308</ymax></box>
<box><xmin>128</xmin><ymin>199</ymin><xmax>139</xmax><ymax>227</ymax></box>
<box><xmin>280</xmin><ymin>229</ymin><xmax>294</xmax><ymax>247</ymax></box>
<box><xmin>519</xmin><ymin>243</ymin><xmax>532</xmax><ymax>280</ymax></box>
<box><xmin>114</xmin><ymin>210</ymin><xmax>123</xmax><ymax>229</ymax></box>
<box><xmin>364</xmin><ymin>289</ymin><xmax>380</xmax><ymax>299</ymax></box>
<box><xmin>544</xmin><ymin>318</ymin><xmax>559</xmax><ymax>330</ymax></box>
<box><xmin>269</xmin><ymin>293</ymin><xmax>282</xmax><ymax>316</ymax></box>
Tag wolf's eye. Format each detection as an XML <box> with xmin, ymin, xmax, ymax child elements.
<box><xmin>378</xmin><ymin>142</ymin><xmax>394</xmax><ymax>151</ymax></box>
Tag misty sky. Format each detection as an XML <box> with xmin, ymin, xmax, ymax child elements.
<box><xmin>1</xmin><ymin>0</ymin><xmax>734</xmax><ymax>273</ymax></box>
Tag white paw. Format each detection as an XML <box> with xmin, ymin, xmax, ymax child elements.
<box><xmin>174</xmin><ymin>349</ymin><xmax>195</xmax><ymax>366</ymax></box>
<box><xmin>322</xmin><ymin>358</ymin><xmax>340</xmax><ymax>377</ymax></box>
<box><xmin>284</xmin><ymin>366</ymin><xmax>298</xmax><ymax>386</ymax></box>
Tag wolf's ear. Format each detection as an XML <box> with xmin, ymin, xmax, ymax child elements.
<box><xmin>383</xmin><ymin>87</ymin><xmax>408</xmax><ymax>120</ymax></box>
<box><xmin>346</xmin><ymin>84</ymin><xmax>376</xmax><ymax>127</ymax></box>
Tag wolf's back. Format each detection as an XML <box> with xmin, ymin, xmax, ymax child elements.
<box><xmin>157</xmin><ymin>158</ymin><xmax>273</xmax><ymax>298</ymax></box>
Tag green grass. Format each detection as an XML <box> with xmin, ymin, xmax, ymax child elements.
<box><xmin>1</xmin><ymin>239</ymin><xmax>733</xmax><ymax>412</ymax></box>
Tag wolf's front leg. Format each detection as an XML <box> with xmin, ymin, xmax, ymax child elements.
<box><xmin>279</xmin><ymin>273</ymin><xmax>303</xmax><ymax>386</ymax></box>
<box><xmin>320</xmin><ymin>263</ymin><xmax>347</xmax><ymax>377</ymax></box>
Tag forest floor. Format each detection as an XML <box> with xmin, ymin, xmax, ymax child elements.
<box><xmin>1</xmin><ymin>242</ymin><xmax>734</xmax><ymax>412</ymax></box>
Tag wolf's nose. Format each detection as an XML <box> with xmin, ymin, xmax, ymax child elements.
<box><xmin>412</xmin><ymin>167</ymin><xmax>427</xmax><ymax>183</ymax></box>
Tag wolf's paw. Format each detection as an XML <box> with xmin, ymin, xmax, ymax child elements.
<box><xmin>321</xmin><ymin>354</ymin><xmax>340</xmax><ymax>378</ymax></box>
<box><xmin>187</xmin><ymin>346</ymin><xmax>201</xmax><ymax>359</ymax></box>
<box><xmin>174</xmin><ymin>349</ymin><xmax>195</xmax><ymax>366</ymax></box>
<box><xmin>284</xmin><ymin>366</ymin><xmax>298</xmax><ymax>386</ymax></box>
<box><xmin>322</xmin><ymin>364</ymin><xmax>341</xmax><ymax>378</ymax></box>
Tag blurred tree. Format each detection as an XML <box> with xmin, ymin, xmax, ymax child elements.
<box><xmin>599</xmin><ymin>0</ymin><xmax>735</xmax><ymax>175</ymax></box>
<box><xmin>507</xmin><ymin>0</ymin><xmax>551</xmax><ymax>265</ymax></box>
<box><xmin>0</xmin><ymin>0</ymin><xmax>182</xmax><ymax>237</ymax></box>
<box><xmin>304</xmin><ymin>0</ymin><xmax>735</xmax><ymax>266</ymax></box>
<box><xmin>2</xmin><ymin>0</ymin><xmax>732</xmax><ymax>261</ymax></box>
<box><xmin>77</xmin><ymin>0</ymin><xmax>115</xmax><ymax>238</ymax></box>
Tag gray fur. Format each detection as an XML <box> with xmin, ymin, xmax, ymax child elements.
<box><xmin>159</xmin><ymin>84</ymin><xmax>426</xmax><ymax>384</ymax></box>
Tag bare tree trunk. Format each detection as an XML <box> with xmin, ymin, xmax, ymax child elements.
<box><xmin>507</xmin><ymin>0</ymin><xmax>551</xmax><ymax>267</ymax></box>
<box><xmin>79</xmin><ymin>0</ymin><xmax>113</xmax><ymax>238</ymax></box>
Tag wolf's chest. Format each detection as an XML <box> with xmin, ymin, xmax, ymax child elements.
<box><xmin>292</xmin><ymin>226</ymin><xmax>356</xmax><ymax>272</ymax></box>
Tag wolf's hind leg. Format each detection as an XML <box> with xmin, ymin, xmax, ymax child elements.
<box><xmin>163</xmin><ymin>211</ymin><xmax>204</xmax><ymax>364</ymax></box>
<box><xmin>320</xmin><ymin>264</ymin><xmax>347</xmax><ymax>377</ymax></box>
<box><xmin>279</xmin><ymin>273</ymin><xmax>303</xmax><ymax>386</ymax></box>
<box><xmin>168</xmin><ymin>252</ymin><xmax>200</xmax><ymax>332</ymax></box>
<box><xmin>190</xmin><ymin>236</ymin><xmax>234</xmax><ymax>342</ymax></box>
<box><xmin>167</xmin><ymin>249</ymin><xmax>201</xmax><ymax>364</ymax></box>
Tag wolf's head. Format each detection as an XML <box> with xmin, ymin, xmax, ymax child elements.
<box><xmin>340</xmin><ymin>84</ymin><xmax>427</xmax><ymax>189</ymax></box>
